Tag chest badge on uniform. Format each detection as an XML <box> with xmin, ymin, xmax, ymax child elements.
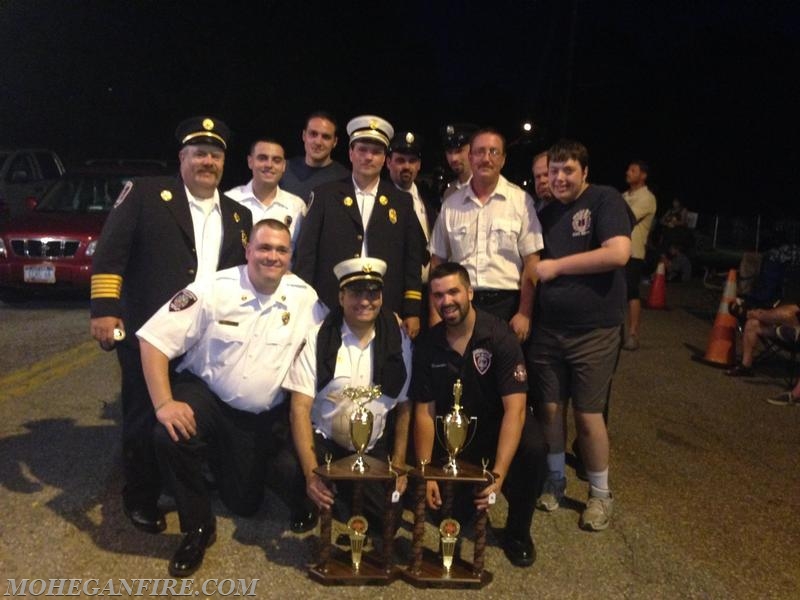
<box><xmin>379</xmin><ymin>195</ymin><xmax>388</xmax><ymax>206</ymax></box>
<box><xmin>388</xmin><ymin>208</ymin><xmax>397</xmax><ymax>224</ymax></box>
<box><xmin>282</xmin><ymin>312</ymin><xmax>290</xmax><ymax>325</ymax></box>
<box><xmin>160</xmin><ymin>190</ymin><xmax>173</xmax><ymax>202</ymax></box>
<box><xmin>343</xmin><ymin>196</ymin><xmax>354</xmax><ymax>207</ymax></box>
<box><xmin>513</xmin><ymin>363</ymin><xmax>528</xmax><ymax>382</ymax></box>
<box><xmin>241</xmin><ymin>230</ymin><xmax>248</xmax><ymax>247</ymax></box>
<box><xmin>233</xmin><ymin>211</ymin><xmax>241</xmax><ymax>223</ymax></box>
<box><xmin>473</xmin><ymin>348</ymin><xmax>492</xmax><ymax>375</ymax></box>
<box><xmin>285</xmin><ymin>215</ymin><xmax>292</xmax><ymax>227</ymax></box>
<box><xmin>168</xmin><ymin>289</ymin><xmax>197</xmax><ymax>312</ymax></box>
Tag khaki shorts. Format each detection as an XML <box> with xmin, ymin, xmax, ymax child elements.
<box><xmin>527</xmin><ymin>325</ymin><xmax>622</xmax><ymax>413</ymax></box>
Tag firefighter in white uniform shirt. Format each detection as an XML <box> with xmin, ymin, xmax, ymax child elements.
<box><xmin>137</xmin><ymin>218</ymin><xmax>326</xmax><ymax>578</ymax></box>
<box><xmin>286</xmin><ymin>257</ymin><xmax>412</xmax><ymax>531</ymax></box>
<box><xmin>224</xmin><ymin>138</ymin><xmax>307</xmax><ymax>251</ymax></box>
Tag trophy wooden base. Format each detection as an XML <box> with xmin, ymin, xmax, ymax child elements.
<box><xmin>310</xmin><ymin>454</ymin><xmax>407</xmax><ymax>585</ymax></box>
<box><xmin>310</xmin><ymin>547</ymin><xmax>395</xmax><ymax>585</ymax></box>
<box><xmin>403</xmin><ymin>460</ymin><xmax>495</xmax><ymax>589</ymax></box>
<box><xmin>402</xmin><ymin>548</ymin><xmax>493</xmax><ymax>588</ymax></box>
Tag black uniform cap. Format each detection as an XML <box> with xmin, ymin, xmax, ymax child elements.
<box><xmin>175</xmin><ymin>116</ymin><xmax>230</xmax><ymax>150</ymax></box>
<box><xmin>389</xmin><ymin>131</ymin><xmax>423</xmax><ymax>158</ymax></box>
<box><xmin>441</xmin><ymin>123</ymin><xmax>479</xmax><ymax>150</ymax></box>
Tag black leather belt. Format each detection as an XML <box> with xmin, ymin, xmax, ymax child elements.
<box><xmin>472</xmin><ymin>289</ymin><xmax>519</xmax><ymax>304</ymax></box>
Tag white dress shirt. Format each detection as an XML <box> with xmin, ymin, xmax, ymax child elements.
<box><xmin>224</xmin><ymin>181</ymin><xmax>307</xmax><ymax>251</ymax></box>
<box><xmin>283</xmin><ymin>320</ymin><xmax>412</xmax><ymax>451</ymax></box>
<box><xmin>185</xmin><ymin>186</ymin><xmax>222</xmax><ymax>284</ymax></box>
<box><xmin>137</xmin><ymin>267</ymin><xmax>327</xmax><ymax>414</ymax></box>
<box><xmin>429</xmin><ymin>175</ymin><xmax>544</xmax><ymax>290</ymax></box>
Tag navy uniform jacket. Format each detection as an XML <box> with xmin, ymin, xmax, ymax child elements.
<box><xmin>294</xmin><ymin>178</ymin><xmax>424</xmax><ymax>318</ymax></box>
<box><xmin>90</xmin><ymin>176</ymin><xmax>252</xmax><ymax>347</ymax></box>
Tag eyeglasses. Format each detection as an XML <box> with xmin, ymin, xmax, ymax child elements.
<box><xmin>470</xmin><ymin>147</ymin><xmax>504</xmax><ymax>159</ymax></box>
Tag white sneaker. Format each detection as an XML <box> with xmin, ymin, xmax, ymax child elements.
<box><xmin>536</xmin><ymin>474</ymin><xmax>566</xmax><ymax>512</ymax></box>
<box><xmin>580</xmin><ymin>493</ymin><xmax>613</xmax><ymax>531</ymax></box>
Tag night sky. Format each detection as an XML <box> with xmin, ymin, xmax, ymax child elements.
<box><xmin>1</xmin><ymin>0</ymin><xmax>798</xmax><ymax>216</ymax></box>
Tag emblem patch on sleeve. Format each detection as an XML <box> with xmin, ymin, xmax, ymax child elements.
<box><xmin>472</xmin><ymin>348</ymin><xmax>492</xmax><ymax>375</ymax></box>
<box><xmin>168</xmin><ymin>289</ymin><xmax>197</xmax><ymax>312</ymax></box>
<box><xmin>513</xmin><ymin>363</ymin><xmax>528</xmax><ymax>382</ymax></box>
<box><xmin>113</xmin><ymin>180</ymin><xmax>134</xmax><ymax>209</ymax></box>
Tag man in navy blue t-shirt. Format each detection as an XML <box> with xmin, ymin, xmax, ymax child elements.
<box><xmin>527</xmin><ymin>139</ymin><xmax>631</xmax><ymax>532</ymax></box>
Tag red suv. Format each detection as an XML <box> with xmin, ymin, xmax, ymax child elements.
<box><xmin>0</xmin><ymin>163</ymin><xmax>171</xmax><ymax>300</ymax></box>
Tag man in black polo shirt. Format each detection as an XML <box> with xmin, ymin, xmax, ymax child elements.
<box><xmin>412</xmin><ymin>262</ymin><xmax>547</xmax><ymax>567</ymax></box>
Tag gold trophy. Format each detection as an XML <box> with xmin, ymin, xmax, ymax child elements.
<box><xmin>439</xmin><ymin>518</ymin><xmax>461</xmax><ymax>576</ymax></box>
<box><xmin>346</xmin><ymin>515</ymin><xmax>369</xmax><ymax>573</ymax></box>
<box><xmin>436</xmin><ymin>379</ymin><xmax>477</xmax><ymax>475</ymax></box>
<box><xmin>343</xmin><ymin>385</ymin><xmax>382</xmax><ymax>473</ymax></box>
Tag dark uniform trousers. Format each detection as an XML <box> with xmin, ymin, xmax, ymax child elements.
<box><xmin>472</xmin><ymin>290</ymin><xmax>521</xmax><ymax>324</ymax></box>
<box><xmin>153</xmin><ymin>372</ymin><xmax>302</xmax><ymax>532</ymax></box>
<box><xmin>439</xmin><ymin>405</ymin><xmax>547</xmax><ymax>535</ymax></box>
<box><xmin>117</xmin><ymin>344</ymin><xmax>162</xmax><ymax>508</ymax></box>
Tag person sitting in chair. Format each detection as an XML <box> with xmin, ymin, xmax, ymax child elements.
<box><xmin>724</xmin><ymin>303</ymin><xmax>800</xmax><ymax>377</ymax></box>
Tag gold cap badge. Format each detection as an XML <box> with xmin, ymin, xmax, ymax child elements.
<box><xmin>202</xmin><ymin>118</ymin><xmax>214</xmax><ymax>131</ymax></box>
<box><xmin>369</xmin><ymin>119</ymin><xmax>378</xmax><ymax>130</ymax></box>
<box><xmin>405</xmin><ymin>132</ymin><xmax>415</xmax><ymax>143</ymax></box>
<box><xmin>160</xmin><ymin>190</ymin><xmax>173</xmax><ymax>201</ymax></box>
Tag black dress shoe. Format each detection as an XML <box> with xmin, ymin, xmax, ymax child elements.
<box><xmin>502</xmin><ymin>534</ymin><xmax>536</xmax><ymax>567</ymax></box>
<box><xmin>169</xmin><ymin>522</ymin><xmax>217</xmax><ymax>578</ymax></box>
<box><xmin>289</xmin><ymin>507</ymin><xmax>318</xmax><ymax>533</ymax></box>
<box><xmin>725</xmin><ymin>364</ymin><xmax>754</xmax><ymax>377</ymax></box>
<box><xmin>123</xmin><ymin>503</ymin><xmax>166</xmax><ymax>534</ymax></box>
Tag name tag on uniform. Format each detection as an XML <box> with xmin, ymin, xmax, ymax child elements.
<box><xmin>218</xmin><ymin>320</ymin><xmax>239</xmax><ymax>327</ymax></box>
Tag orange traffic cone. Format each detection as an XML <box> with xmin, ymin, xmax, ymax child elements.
<box><xmin>647</xmin><ymin>260</ymin><xmax>667</xmax><ymax>309</ymax></box>
<box><xmin>703</xmin><ymin>269</ymin><xmax>738</xmax><ymax>366</ymax></box>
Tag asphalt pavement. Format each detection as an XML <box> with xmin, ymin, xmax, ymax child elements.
<box><xmin>0</xmin><ymin>279</ymin><xmax>798</xmax><ymax>599</ymax></box>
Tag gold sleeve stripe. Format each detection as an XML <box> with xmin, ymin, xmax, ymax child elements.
<box><xmin>91</xmin><ymin>274</ymin><xmax>123</xmax><ymax>299</ymax></box>
<box><xmin>404</xmin><ymin>290</ymin><xmax>423</xmax><ymax>300</ymax></box>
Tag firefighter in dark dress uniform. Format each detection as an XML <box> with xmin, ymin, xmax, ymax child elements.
<box><xmin>89</xmin><ymin>116</ymin><xmax>252</xmax><ymax>534</ymax></box>
<box><xmin>293</xmin><ymin>114</ymin><xmax>424</xmax><ymax>339</ymax></box>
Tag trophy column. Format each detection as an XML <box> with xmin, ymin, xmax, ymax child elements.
<box><xmin>402</xmin><ymin>461</ymin><xmax>494</xmax><ymax>589</ymax></box>
<box><xmin>309</xmin><ymin>454</ymin><xmax>407</xmax><ymax>585</ymax></box>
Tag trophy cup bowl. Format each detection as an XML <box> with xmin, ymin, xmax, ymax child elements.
<box><xmin>350</xmin><ymin>405</ymin><xmax>374</xmax><ymax>473</ymax></box>
<box><xmin>436</xmin><ymin>408</ymin><xmax>477</xmax><ymax>475</ymax></box>
<box><xmin>347</xmin><ymin>516</ymin><xmax>369</xmax><ymax>573</ymax></box>
<box><xmin>439</xmin><ymin>518</ymin><xmax>461</xmax><ymax>576</ymax></box>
